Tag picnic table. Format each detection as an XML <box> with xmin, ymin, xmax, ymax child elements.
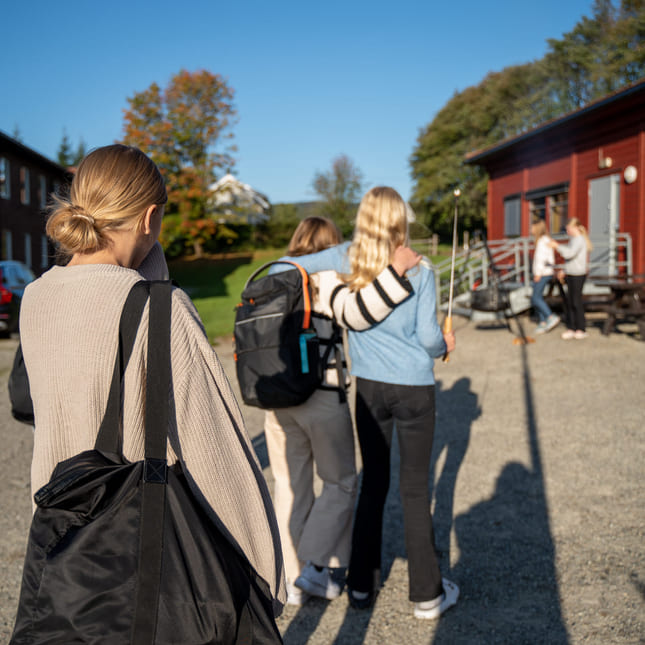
<box><xmin>592</xmin><ymin>274</ymin><xmax>645</xmax><ymax>338</ymax></box>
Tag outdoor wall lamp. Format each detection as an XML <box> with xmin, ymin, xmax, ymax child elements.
<box><xmin>623</xmin><ymin>165</ymin><xmax>637</xmax><ymax>184</ymax></box>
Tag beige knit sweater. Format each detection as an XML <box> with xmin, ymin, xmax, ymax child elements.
<box><xmin>19</xmin><ymin>243</ymin><xmax>286</xmax><ymax>611</ymax></box>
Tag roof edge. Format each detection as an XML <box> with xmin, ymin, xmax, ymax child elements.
<box><xmin>465</xmin><ymin>78</ymin><xmax>645</xmax><ymax>165</ymax></box>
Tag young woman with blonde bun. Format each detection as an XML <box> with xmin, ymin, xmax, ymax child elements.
<box><xmin>266</xmin><ymin>216</ymin><xmax>419</xmax><ymax>606</ymax></box>
<box><xmin>18</xmin><ymin>145</ymin><xmax>287</xmax><ymax>627</ymax></box>
<box><xmin>279</xmin><ymin>187</ymin><xmax>458</xmax><ymax>620</ymax></box>
<box><xmin>549</xmin><ymin>217</ymin><xmax>593</xmax><ymax>339</ymax></box>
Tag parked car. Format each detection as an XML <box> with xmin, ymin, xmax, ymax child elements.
<box><xmin>0</xmin><ymin>260</ymin><xmax>36</xmax><ymax>336</ymax></box>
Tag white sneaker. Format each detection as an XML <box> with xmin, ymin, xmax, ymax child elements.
<box><xmin>294</xmin><ymin>562</ymin><xmax>342</xmax><ymax>600</ymax></box>
<box><xmin>414</xmin><ymin>578</ymin><xmax>459</xmax><ymax>619</ymax></box>
<box><xmin>545</xmin><ymin>314</ymin><xmax>560</xmax><ymax>332</ymax></box>
<box><xmin>574</xmin><ymin>330</ymin><xmax>588</xmax><ymax>339</ymax></box>
<box><xmin>561</xmin><ymin>329</ymin><xmax>576</xmax><ymax>340</ymax></box>
<box><xmin>286</xmin><ymin>580</ymin><xmax>309</xmax><ymax>606</ymax></box>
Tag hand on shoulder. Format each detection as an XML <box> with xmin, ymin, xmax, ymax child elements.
<box><xmin>392</xmin><ymin>246</ymin><xmax>421</xmax><ymax>275</ymax></box>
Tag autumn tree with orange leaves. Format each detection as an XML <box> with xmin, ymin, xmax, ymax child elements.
<box><xmin>120</xmin><ymin>69</ymin><xmax>237</xmax><ymax>256</ymax></box>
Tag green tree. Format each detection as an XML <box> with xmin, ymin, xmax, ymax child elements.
<box><xmin>73</xmin><ymin>138</ymin><xmax>87</xmax><ymax>166</ymax></box>
<box><xmin>411</xmin><ymin>63</ymin><xmax>549</xmax><ymax>235</ymax></box>
<box><xmin>410</xmin><ymin>0</ymin><xmax>645</xmax><ymax>236</ymax></box>
<box><xmin>312</xmin><ymin>154</ymin><xmax>364</xmax><ymax>238</ymax></box>
<box><xmin>256</xmin><ymin>203</ymin><xmax>301</xmax><ymax>248</ymax></box>
<box><xmin>57</xmin><ymin>131</ymin><xmax>73</xmax><ymax>167</ymax></box>
<box><xmin>120</xmin><ymin>69</ymin><xmax>237</xmax><ymax>256</ymax></box>
<box><xmin>57</xmin><ymin>130</ymin><xmax>86</xmax><ymax>167</ymax></box>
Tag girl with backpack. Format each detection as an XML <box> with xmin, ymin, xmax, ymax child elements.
<box><xmin>279</xmin><ymin>188</ymin><xmax>459</xmax><ymax>620</ymax></box>
<box><xmin>265</xmin><ymin>216</ymin><xmax>421</xmax><ymax>605</ymax></box>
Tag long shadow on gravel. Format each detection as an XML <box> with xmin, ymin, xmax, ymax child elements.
<box><xmin>432</xmin><ymin>344</ymin><xmax>569</xmax><ymax>645</ymax></box>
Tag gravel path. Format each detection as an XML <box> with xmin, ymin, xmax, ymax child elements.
<box><xmin>1</xmin><ymin>313</ymin><xmax>643</xmax><ymax>644</ymax></box>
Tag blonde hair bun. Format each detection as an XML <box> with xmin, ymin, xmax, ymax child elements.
<box><xmin>46</xmin><ymin>144</ymin><xmax>167</xmax><ymax>256</ymax></box>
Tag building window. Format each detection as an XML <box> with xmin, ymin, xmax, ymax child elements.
<box><xmin>20</xmin><ymin>167</ymin><xmax>30</xmax><ymax>205</ymax></box>
<box><xmin>0</xmin><ymin>158</ymin><xmax>9</xmax><ymax>199</ymax></box>
<box><xmin>25</xmin><ymin>233</ymin><xmax>32</xmax><ymax>269</ymax></box>
<box><xmin>504</xmin><ymin>196</ymin><xmax>521</xmax><ymax>237</ymax></box>
<box><xmin>527</xmin><ymin>184</ymin><xmax>569</xmax><ymax>234</ymax></box>
<box><xmin>3</xmin><ymin>231</ymin><xmax>12</xmax><ymax>260</ymax></box>
<box><xmin>39</xmin><ymin>175</ymin><xmax>48</xmax><ymax>209</ymax></box>
<box><xmin>548</xmin><ymin>192</ymin><xmax>568</xmax><ymax>234</ymax></box>
<box><xmin>41</xmin><ymin>235</ymin><xmax>49</xmax><ymax>269</ymax></box>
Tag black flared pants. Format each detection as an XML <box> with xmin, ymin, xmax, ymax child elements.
<box><xmin>347</xmin><ymin>377</ymin><xmax>443</xmax><ymax>602</ymax></box>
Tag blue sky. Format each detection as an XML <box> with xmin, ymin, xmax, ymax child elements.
<box><xmin>2</xmin><ymin>0</ymin><xmax>594</xmax><ymax>204</ymax></box>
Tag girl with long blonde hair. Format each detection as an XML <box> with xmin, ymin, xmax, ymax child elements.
<box><xmin>280</xmin><ymin>186</ymin><xmax>458</xmax><ymax>620</ymax></box>
<box><xmin>549</xmin><ymin>216</ymin><xmax>592</xmax><ymax>339</ymax></box>
<box><xmin>265</xmin><ymin>215</ymin><xmax>419</xmax><ymax>606</ymax></box>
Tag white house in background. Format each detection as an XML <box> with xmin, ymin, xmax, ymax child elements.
<box><xmin>207</xmin><ymin>173</ymin><xmax>270</xmax><ymax>225</ymax></box>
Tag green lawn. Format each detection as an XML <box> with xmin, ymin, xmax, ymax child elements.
<box><xmin>168</xmin><ymin>244</ymin><xmax>452</xmax><ymax>343</ymax></box>
<box><xmin>168</xmin><ymin>248</ymin><xmax>285</xmax><ymax>343</ymax></box>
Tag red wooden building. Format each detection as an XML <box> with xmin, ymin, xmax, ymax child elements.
<box><xmin>465</xmin><ymin>79</ymin><xmax>645</xmax><ymax>277</ymax></box>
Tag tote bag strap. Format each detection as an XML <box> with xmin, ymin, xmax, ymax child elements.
<box><xmin>95</xmin><ymin>281</ymin><xmax>151</xmax><ymax>455</ymax></box>
<box><xmin>132</xmin><ymin>279</ymin><xmax>172</xmax><ymax>644</ymax></box>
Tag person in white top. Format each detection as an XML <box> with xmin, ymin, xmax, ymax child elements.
<box><xmin>531</xmin><ymin>218</ymin><xmax>560</xmax><ymax>334</ymax></box>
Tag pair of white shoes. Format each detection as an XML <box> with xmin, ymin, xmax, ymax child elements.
<box><xmin>562</xmin><ymin>329</ymin><xmax>588</xmax><ymax>340</ymax></box>
<box><xmin>288</xmin><ymin>565</ymin><xmax>459</xmax><ymax>621</ymax></box>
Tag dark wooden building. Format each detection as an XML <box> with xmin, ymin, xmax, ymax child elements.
<box><xmin>466</xmin><ymin>79</ymin><xmax>645</xmax><ymax>276</ymax></box>
<box><xmin>0</xmin><ymin>131</ymin><xmax>71</xmax><ymax>274</ymax></box>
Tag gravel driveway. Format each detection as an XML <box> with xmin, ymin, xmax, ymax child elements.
<box><xmin>1</xmin><ymin>313</ymin><xmax>643</xmax><ymax>644</ymax></box>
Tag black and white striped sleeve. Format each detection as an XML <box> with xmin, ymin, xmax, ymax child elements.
<box><xmin>315</xmin><ymin>266</ymin><xmax>413</xmax><ymax>331</ymax></box>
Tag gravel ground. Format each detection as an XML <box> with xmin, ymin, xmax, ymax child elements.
<box><xmin>1</xmin><ymin>312</ymin><xmax>643</xmax><ymax>644</ymax></box>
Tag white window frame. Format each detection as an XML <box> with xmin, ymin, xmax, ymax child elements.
<box><xmin>0</xmin><ymin>158</ymin><xmax>10</xmax><ymax>199</ymax></box>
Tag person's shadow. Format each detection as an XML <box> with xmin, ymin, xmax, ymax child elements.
<box><xmin>431</xmin><ymin>377</ymin><xmax>481</xmax><ymax>562</ymax></box>
<box><xmin>432</xmin><ymin>345</ymin><xmax>569</xmax><ymax>645</ymax></box>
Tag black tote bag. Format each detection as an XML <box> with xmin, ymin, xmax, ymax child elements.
<box><xmin>11</xmin><ymin>281</ymin><xmax>282</xmax><ymax>645</ymax></box>
<box><xmin>8</xmin><ymin>342</ymin><xmax>34</xmax><ymax>425</ymax></box>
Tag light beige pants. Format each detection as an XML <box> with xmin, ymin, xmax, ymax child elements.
<box><xmin>264</xmin><ymin>388</ymin><xmax>357</xmax><ymax>583</ymax></box>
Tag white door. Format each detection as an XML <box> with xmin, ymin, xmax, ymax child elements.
<box><xmin>588</xmin><ymin>174</ymin><xmax>620</xmax><ymax>276</ymax></box>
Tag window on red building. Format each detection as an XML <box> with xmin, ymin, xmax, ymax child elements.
<box><xmin>527</xmin><ymin>184</ymin><xmax>568</xmax><ymax>234</ymax></box>
<box><xmin>504</xmin><ymin>195</ymin><xmax>521</xmax><ymax>237</ymax></box>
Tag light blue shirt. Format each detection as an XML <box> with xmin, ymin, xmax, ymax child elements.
<box><xmin>278</xmin><ymin>242</ymin><xmax>446</xmax><ymax>386</ymax></box>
